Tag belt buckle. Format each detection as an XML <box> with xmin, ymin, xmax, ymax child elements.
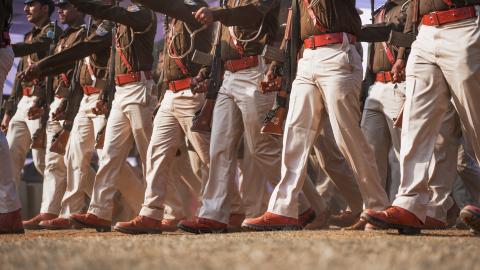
<box><xmin>428</xmin><ymin>12</ymin><xmax>440</xmax><ymax>26</ymax></box>
<box><xmin>308</xmin><ymin>36</ymin><xmax>316</xmax><ymax>49</ymax></box>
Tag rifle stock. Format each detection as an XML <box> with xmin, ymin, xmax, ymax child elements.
<box><xmin>95</xmin><ymin>126</ymin><xmax>106</xmax><ymax>149</ymax></box>
<box><xmin>49</xmin><ymin>129</ymin><xmax>70</xmax><ymax>155</ymax></box>
<box><xmin>261</xmin><ymin>89</ymin><xmax>288</xmax><ymax>136</ymax></box>
<box><xmin>191</xmin><ymin>98</ymin><xmax>215</xmax><ymax>132</ymax></box>
<box><xmin>393</xmin><ymin>103</ymin><xmax>404</xmax><ymax>128</ymax></box>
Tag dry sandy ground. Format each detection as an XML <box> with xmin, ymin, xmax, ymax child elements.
<box><xmin>1</xmin><ymin>229</ymin><xmax>479</xmax><ymax>270</ymax></box>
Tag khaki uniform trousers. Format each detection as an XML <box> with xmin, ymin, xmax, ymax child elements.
<box><xmin>361</xmin><ymin>81</ymin><xmax>405</xmax><ymax>201</ymax></box>
<box><xmin>0</xmin><ymin>46</ymin><xmax>21</xmax><ymax>213</ymax></box>
<box><xmin>455</xmin><ymin>137</ymin><xmax>480</xmax><ymax>207</ymax></box>
<box><xmin>7</xmin><ymin>95</ymin><xmax>46</xmax><ymax>188</ymax></box>
<box><xmin>140</xmin><ymin>89</ymin><xmax>210</xmax><ymax>221</ymax></box>
<box><xmin>199</xmin><ymin>60</ymin><xmax>311</xmax><ymax>224</ymax></box>
<box><xmin>268</xmin><ymin>39</ymin><xmax>390</xmax><ymax>218</ymax></box>
<box><xmin>393</xmin><ymin>15</ymin><xmax>480</xmax><ymax>222</ymax></box>
<box><xmin>40</xmin><ymin>96</ymin><xmax>67</xmax><ymax>214</ymax></box>
<box><xmin>88</xmin><ymin>77</ymin><xmax>155</xmax><ymax>221</ymax></box>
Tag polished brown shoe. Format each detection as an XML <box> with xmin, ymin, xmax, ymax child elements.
<box><xmin>361</xmin><ymin>206</ymin><xmax>422</xmax><ymax>235</ymax></box>
<box><xmin>343</xmin><ymin>219</ymin><xmax>367</xmax><ymax>231</ymax></box>
<box><xmin>0</xmin><ymin>209</ymin><xmax>24</xmax><ymax>234</ymax></box>
<box><xmin>329</xmin><ymin>211</ymin><xmax>360</xmax><ymax>228</ymax></box>
<box><xmin>228</xmin><ymin>213</ymin><xmax>245</xmax><ymax>232</ymax></box>
<box><xmin>298</xmin><ymin>208</ymin><xmax>316</xmax><ymax>228</ymax></box>
<box><xmin>460</xmin><ymin>205</ymin><xmax>480</xmax><ymax>234</ymax></box>
<box><xmin>178</xmin><ymin>217</ymin><xmax>228</xmax><ymax>234</ymax></box>
<box><xmin>69</xmin><ymin>213</ymin><xmax>111</xmax><ymax>232</ymax></box>
<box><xmin>114</xmin><ymin>215</ymin><xmax>163</xmax><ymax>234</ymax></box>
<box><xmin>304</xmin><ymin>211</ymin><xmax>329</xmax><ymax>230</ymax></box>
<box><xmin>39</xmin><ymin>217</ymin><xmax>79</xmax><ymax>230</ymax></box>
<box><xmin>161</xmin><ymin>219</ymin><xmax>180</xmax><ymax>232</ymax></box>
<box><xmin>23</xmin><ymin>213</ymin><xmax>58</xmax><ymax>230</ymax></box>
<box><xmin>422</xmin><ymin>216</ymin><xmax>447</xmax><ymax>230</ymax></box>
<box><xmin>242</xmin><ymin>212</ymin><xmax>301</xmax><ymax>231</ymax></box>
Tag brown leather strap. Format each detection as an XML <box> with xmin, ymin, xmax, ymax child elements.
<box><xmin>379</xmin><ymin>9</ymin><xmax>396</xmax><ymax>66</ymax></box>
<box><xmin>168</xmin><ymin>19</ymin><xmax>190</xmax><ymax>76</ymax></box>
<box><xmin>302</xmin><ymin>0</ymin><xmax>328</xmax><ymax>33</ymax></box>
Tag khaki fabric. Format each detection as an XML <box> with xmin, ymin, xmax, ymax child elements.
<box><xmin>0</xmin><ymin>47</ymin><xmax>21</xmax><ymax>213</ymax></box>
<box><xmin>393</xmin><ymin>16</ymin><xmax>480</xmax><ymax>222</ymax></box>
<box><xmin>87</xmin><ymin>78</ymin><xmax>155</xmax><ymax>221</ymax></box>
<box><xmin>7</xmin><ymin>95</ymin><xmax>45</xmax><ymax>188</ymax></box>
<box><xmin>268</xmin><ymin>39</ymin><xmax>389</xmax><ymax>218</ymax></box>
<box><xmin>140</xmin><ymin>89</ymin><xmax>210</xmax><ymax>221</ymax></box>
<box><xmin>40</xmin><ymin>97</ymin><xmax>67</xmax><ymax>214</ymax></box>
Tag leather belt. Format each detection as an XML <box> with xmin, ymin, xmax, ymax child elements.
<box><xmin>168</xmin><ymin>77</ymin><xmax>192</xmax><ymax>93</ymax></box>
<box><xmin>22</xmin><ymin>87</ymin><xmax>32</xmax><ymax>96</ymax></box>
<box><xmin>224</xmin><ymin>56</ymin><xmax>259</xmax><ymax>73</ymax></box>
<box><xmin>375</xmin><ymin>71</ymin><xmax>393</xmax><ymax>83</ymax></box>
<box><xmin>114</xmin><ymin>71</ymin><xmax>152</xmax><ymax>86</ymax></box>
<box><xmin>304</xmin><ymin>33</ymin><xmax>356</xmax><ymax>49</ymax></box>
<box><xmin>422</xmin><ymin>6</ymin><xmax>477</xmax><ymax>26</ymax></box>
<box><xmin>83</xmin><ymin>85</ymin><xmax>102</xmax><ymax>95</ymax></box>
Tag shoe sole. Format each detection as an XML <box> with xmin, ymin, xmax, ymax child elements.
<box><xmin>113</xmin><ymin>225</ymin><xmax>162</xmax><ymax>235</ymax></box>
<box><xmin>23</xmin><ymin>224</ymin><xmax>44</xmax><ymax>230</ymax></box>
<box><xmin>69</xmin><ymin>218</ymin><xmax>111</xmax><ymax>232</ymax></box>
<box><xmin>177</xmin><ymin>224</ymin><xmax>227</xmax><ymax>234</ymax></box>
<box><xmin>0</xmin><ymin>228</ymin><xmax>25</xmax><ymax>234</ymax></box>
<box><xmin>360</xmin><ymin>213</ymin><xmax>421</xmax><ymax>235</ymax></box>
<box><xmin>459</xmin><ymin>208</ymin><xmax>480</xmax><ymax>234</ymax></box>
<box><xmin>241</xmin><ymin>223</ymin><xmax>302</xmax><ymax>232</ymax></box>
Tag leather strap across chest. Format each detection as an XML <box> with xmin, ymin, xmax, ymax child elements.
<box><xmin>168</xmin><ymin>19</ymin><xmax>190</xmax><ymax>76</ymax></box>
<box><xmin>379</xmin><ymin>8</ymin><xmax>396</xmax><ymax>66</ymax></box>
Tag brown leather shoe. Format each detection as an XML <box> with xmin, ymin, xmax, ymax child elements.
<box><xmin>0</xmin><ymin>209</ymin><xmax>24</xmax><ymax>234</ymax></box>
<box><xmin>23</xmin><ymin>213</ymin><xmax>58</xmax><ymax>230</ymax></box>
<box><xmin>329</xmin><ymin>211</ymin><xmax>360</xmax><ymax>228</ymax></box>
<box><xmin>69</xmin><ymin>213</ymin><xmax>111</xmax><ymax>232</ymax></box>
<box><xmin>361</xmin><ymin>206</ymin><xmax>422</xmax><ymax>235</ymax></box>
<box><xmin>228</xmin><ymin>213</ymin><xmax>245</xmax><ymax>232</ymax></box>
<box><xmin>460</xmin><ymin>205</ymin><xmax>480</xmax><ymax>234</ymax></box>
<box><xmin>304</xmin><ymin>211</ymin><xmax>329</xmax><ymax>230</ymax></box>
<box><xmin>422</xmin><ymin>216</ymin><xmax>447</xmax><ymax>230</ymax></box>
<box><xmin>114</xmin><ymin>215</ymin><xmax>163</xmax><ymax>234</ymax></box>
<box><xmin>161</xmin><ymin>219</ymin><xmax>180</xmax><ymax>232</ymax></box>
<box><xmin>178</xmin><ymin>217</ymin><xmax>228</xmax><ymax>234</ymax></box>
<box><xmin>298</xmin><ymin>208</ymin><xmax>316</xmax><ymax>228</ymax></box>
<box><xmin>343</xmin><ymin>219</ymin><xmax>366</xmax><ymax>231</ymax></box>
<box><xmin>39</xmin><ymin>217</ymin><xmax>79</xmax><ymax>230</ymax></box>
<box><xmin>242</xmin><ymin>212</ymin><xmax>301</xmax><ymax>231</ymax></box>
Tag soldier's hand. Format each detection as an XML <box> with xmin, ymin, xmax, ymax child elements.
<box><xmin>260</xmin><ymin>67</ymin><xmax>282</xmax><ymax>93</ymax></box>
<box><xmin>194</xmin><ymin>7</ymin><xmax>214</xmax><ymax>25</ymax></box>
<box><xmin>92</xmin><ymin>100</ymin><xmax>108</xmax><ymax>115</ymax></box>
<box><xmin>391</xmin><ymin>59</ymin><xmax>406</xmax><ymax>83</ymax></box>
<box><xmin>191</xmin><ymin>75</ymin><xmax>209</xmax><ymax>94</ymax></box>
<box><xmin>27</xmin><ymin>103</ymin><xmax>45</xmax><ymax>120</ymax></box>
<box><xmin>17</xmin><ymin>63</ymin><xmax>40</xmax><ymax>82</ymax></box>
<box><xmin>52</xmin><ymin>99</ymin><xmax>67</xmax><ymax>121</ymax></box>
<box><xmin>1</xmin><ymin>114</ymin><xmax>11</xmax><ymax>133</ymax></box>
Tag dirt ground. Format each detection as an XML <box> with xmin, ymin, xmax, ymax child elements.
<box><xmin>1</xmin><ymin>229</ymin><xmax>479</xmax><ymax>270</ymax></box>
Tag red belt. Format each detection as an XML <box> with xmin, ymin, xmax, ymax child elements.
<box><xmin>22</xmin><ymin>87</ymin><xmax>32</xmax><ymax>96</ymax></box>
<box><xmin>83</xmin><ymin>85</ymin><xmax>102</xmax><ymax>95</ymax></box>
<box><xmin>304</xmin><ymin>33</ymin><xmax>356</xmax><ymax>49</ymax></box>
<box><xmin>375</xmin><ymin>71</ymin><xmax>393</xmax><ymax>83</ymax></box>
<box><xmin>224</xmin><ymin>56</ymin><xmax>259</xmax><ymax>73</ymax></box>
<box><xmin>168</xmin><ymin>77</ymin><xmax>192</xmax><ymax>92</ymax></box>
<box><xmin>422</xmin><ymin>6</ymin><xmax>477</xmax><ymax>26</ymax></box>
<box><xmin>114</xmin><ymin>71</ymin><xmax>152</xmax><ymax>86</ymax></box>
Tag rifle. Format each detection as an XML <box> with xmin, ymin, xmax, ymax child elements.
<box><xmin>31</xmin><ymin>21</ymin><xmax>57</xmax><ymax>149</ymax></box>
<box><xmin>94</xmin><ymin>15</ymin><xmax>118</xmax><ymax>149</ymax></box>
<box><xmin>260</xmin><ymin>0</ymin><xmax>298</xmax><ymax>136</ymax></box>
<box><xmin>190</xmin><ymin>0</ymin><xmax>225</xmax><ymax>133</ymax></box>
<box><xmin>50</xmin><ymin>19</ymin><xmax>93</xmax><ymax>155</ymax></box>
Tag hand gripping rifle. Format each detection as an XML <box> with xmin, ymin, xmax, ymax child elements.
<box><xmin>31</xmin><ymin>21</ymin><xmax>58</xmax><ymax>149</ymax></box>
<box><xmin>190</xmin><ymin>0</ymin><xmax>225</xmax><ymax>133</ymax></box>
<box><xmin>94</xmin><ymin>17</ymin><xmax>118</xmax><ymax>149</ymax></box>
<box><xmin>260</xmin><ymin>0</ymin><xmax>298</xmax><ymax>136</ymax></box>
<box><xmin>50</xmin><ymin>18</ymin><xmax>93</xmax><ymax>155</ymax></box>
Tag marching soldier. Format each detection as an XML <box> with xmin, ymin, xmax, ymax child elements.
<box><xmin>241</xmin><ymin>0</ymin><xmax>392</xmax><ymax>231</ymax></box>
<box><xmin>0</xmin><ymin>0</ymin><xmax>24</xmax><ymax>234</ymax></box>
<box><xmin>1</xmin><ymin>0</ymin><xmax>59</xmax><ymax>206</ymax></box>
<box><xmin>20</xmin><ymin>0</ymin><xmax>87</xmax><ymax>230</ymax></box>
<box><xmin>67</xmin><ymin>0</ymin><xmax>158</xmax><ymax>232</ymax></box>
<box><xmin>113</xmin><ymin>0</ymin><xmax>213</xmax><ymax>234</ymax></box>
<box><xmin>362</xmin><ymin>0</ymin><xmax>480</xmax><ymax>235</ymax></box>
